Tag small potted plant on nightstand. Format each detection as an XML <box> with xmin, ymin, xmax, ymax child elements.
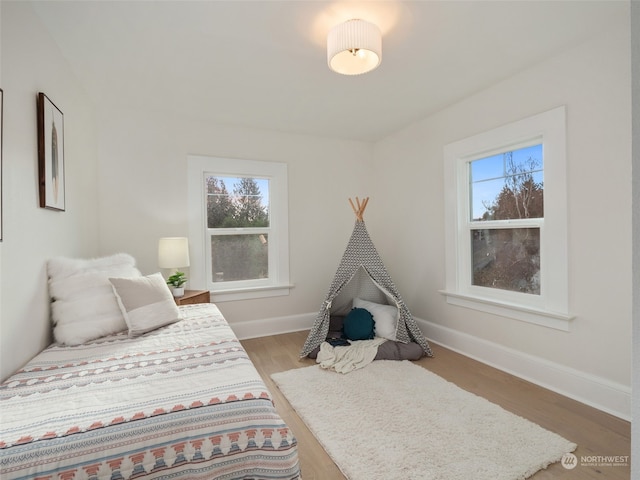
<box><xmin>167</xmin><ymin>271</ymin><xmax>187</xmax><ymax>297</ymax></box>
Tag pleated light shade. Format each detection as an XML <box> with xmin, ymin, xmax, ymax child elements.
<box><xmin>327</xmin><ymin>19</ymin><xmax>382</xmax><ymax>75</ymax></box>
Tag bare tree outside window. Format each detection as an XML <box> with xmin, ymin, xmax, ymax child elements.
<box><xmin>470</xmin><ymin>145</ymin><xmax>543</xmax><ymax>294</ymax></box>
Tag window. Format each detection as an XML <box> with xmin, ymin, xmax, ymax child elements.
<box><xmin>442</xmin><ymin>106</ymin><xmax>572</xmax><ymax>330</ymax></box>
<box><xmin>188</xmin><ymin>156</ymin><xmax>291</xmax><ymax>302</ymax></box>
<box><xmin>470</xmin><ymin>143</ymin><xmax>543</xmax><ymax>294</ymax></box>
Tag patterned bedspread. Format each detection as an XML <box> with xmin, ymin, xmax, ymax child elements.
<box><xmin>0</xmin><ymin>304</ymin><xmax>300</xmax><ymax>479</ymax></box>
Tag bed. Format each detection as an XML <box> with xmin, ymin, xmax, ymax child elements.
<box><xmin>0</xmin><ymin>303</ymin><xmax>301</xmax><ymax>479</ymax></box>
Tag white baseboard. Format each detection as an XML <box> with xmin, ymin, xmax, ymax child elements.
<box><xmin>416</xmin><ymin>317</ymin><xmax>631</xmax><ymax>421</ymax></box>
<box><xmin>230</xmin><ymin>312</ymin><xmax>315</xmax><ymax>341</ymax></box>
<box><xmin>227</xmin><ymin>312</ymin><xmax>631</xmax><ymax>420</ymax></box>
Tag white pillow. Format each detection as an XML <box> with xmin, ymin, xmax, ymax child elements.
<box><xmin>109</xmin><ymin>273</ymin><xmax>181</xmax><ymax>337</ymax></box>
<box><xmin>48</xmin><ymin>253</ymin><xmax>141</xmax><ymax>344</ymax></box>
<box><xmin>353</xmin><ymin>297</ymin><xmax>398</xmax><ymax>341</ymax></box>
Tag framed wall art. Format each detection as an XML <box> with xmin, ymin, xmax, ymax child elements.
<box><xmin>37</xmin><ymin>92</ymin><xmax>65</xmax><ymax>211</ymax></box>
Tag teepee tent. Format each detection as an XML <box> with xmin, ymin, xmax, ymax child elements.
<box><xmin>301</xmin><ymin>198</ymin><xmax>433</xmax><ymax>358</ymax></box>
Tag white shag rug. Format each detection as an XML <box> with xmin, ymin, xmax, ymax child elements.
<box><xmin>271</xmin><ymin>360</ymin><xmax>576</xmax><ymax>480</ymax></box>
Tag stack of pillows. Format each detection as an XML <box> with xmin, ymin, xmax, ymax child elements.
<box><xmin>341</xmin><ymin>297</ymin><xmax>398</xmax><ymax>342</ymax></box>
<box><xmin>48</xmin><ymin>253</ymin><xmax>182</xmax><ymax>345</ymax></box>
<box><xmin>48</xmin><ymin>253</ymin><xmax>402</xmax><ymax>349</ymax></box>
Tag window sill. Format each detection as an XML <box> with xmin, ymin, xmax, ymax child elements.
<box><xmin>210</xmin><ymin>284</ymin><xmax>294</xmax><ymax>302</ymax></box>
<box><xmin>439</xmin><ymin>290</ymin><xmax>574</xmax><ymax>331</ymax></box>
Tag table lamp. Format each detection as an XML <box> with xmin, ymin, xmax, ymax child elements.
<box><xmin>158</xmin><ymin>237</ymin><xmax>190</xmax><ymax>274</ymax></box>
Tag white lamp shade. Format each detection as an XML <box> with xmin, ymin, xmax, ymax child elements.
<box><xmin>158</xmin><ymin>237</ymin><xmax>190</xmax><ymax>269</ymax></box>
<box><xmin>327</xmin><ymin>19</ymin><xmax>382</xmax><ymax>75</ymax></box>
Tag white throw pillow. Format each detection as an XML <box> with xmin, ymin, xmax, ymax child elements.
<box><xmin>353</xmin><ymin>297</ymin><xmax>398</xmax><ymax>341</ymax></box>
<box><xmin>109</xmin><ymin>273</ymin><xmax>181</xmax><ymax>337</ymax></box>
<box><xmin>48</xmin><ymin>253</ymin><xmax>141</xmax><ymax>344</ymax></box>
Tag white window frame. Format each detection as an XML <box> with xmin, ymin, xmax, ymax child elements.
<box><xmin>442</xmin><ymin>106</ymin><xmax>572</xmax><ymax>330</ymax></box>
<box><xmin>188</xmin><ymin>155</ymin><xmax>291</xmax><ymax>302</ymax></box>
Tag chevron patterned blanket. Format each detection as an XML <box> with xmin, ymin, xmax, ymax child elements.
<box><xmin>0</xmin><ymin>303</ymin><xmax>299</xmax><ymax>479</ymax></box>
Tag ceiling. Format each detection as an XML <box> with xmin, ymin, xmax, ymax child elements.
<box><xmin>31</xmin><ymin>0</ymin><xmax>627</xmax><ymax>142</ymax></box>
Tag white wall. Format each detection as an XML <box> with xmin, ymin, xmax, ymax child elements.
<box><xmin>0</xmin><ymin>2</ymin><xmax>99</xmax><ymax>381</ymax></box>
<box><xmin>96</xmin><ymin>107</ymin><xmax>372</xmax><ymax>326</ymax></box>
<box><xmin>630</xmin><ymin>0</ymin><xmax>639</xmax><ymax>475</ymax></box>
<box><xmin>372</xmin><ymin>22</ymin><xmax>631</xmax><ymax>415</ymax></box>
<box><xmin>0</xmin><ymin>0</ymin><xmax>4</xmax><ymax>382</ymax></box>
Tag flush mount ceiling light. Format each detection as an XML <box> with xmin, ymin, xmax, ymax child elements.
<box><xmin>327</xmin><ymin>19</ymin><xmax>382</xmax><ymax>75</ymax></box>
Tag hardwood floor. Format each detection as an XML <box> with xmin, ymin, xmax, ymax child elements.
<box><xmin>241</xmin><ymin>331</ymin><xmax>631</xmax><ymax>479</ymax></box>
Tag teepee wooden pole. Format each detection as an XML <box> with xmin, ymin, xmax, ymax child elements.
<box><xmin>349</xmin><ymin>198</ymin><xmax>358</xmax><ymax>218</ymax></box>
<box><xmin>349</xmin><ymin>197</ymin><xmax>369</xmax><ymax>222</ymax></box>
<box><xmin>361</xmin><ymin>197</ymin><xmax>369</xmax><ymax>215</ymax></box>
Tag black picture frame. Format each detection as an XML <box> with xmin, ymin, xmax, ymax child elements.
<box><xmin>37</xmin><ymin>92</ymin><xmax>65</xmax><ymax>211</ymax></box>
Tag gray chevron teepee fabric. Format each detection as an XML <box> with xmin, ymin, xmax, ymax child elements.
<box><xmin>300</xmin><ymin>217</ymin><xmax>433</xmax><ymax>358</ymax></box>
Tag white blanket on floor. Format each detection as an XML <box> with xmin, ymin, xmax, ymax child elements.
<box><xmin>316</xmin><ymin>338</ymin><xmax>387</xmax><ymax>373</ymax></box>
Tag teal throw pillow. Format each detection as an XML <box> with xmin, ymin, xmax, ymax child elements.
<box><xmin>343</xmin><ymin>307</ymin><xmax>375</xmax><ymax>341</ymax></box>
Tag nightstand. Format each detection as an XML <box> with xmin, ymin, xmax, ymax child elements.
<box><xmin>174</xmin><ymin>289</ymin><xmax>210</xmax><ymax>305</ymax></box>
